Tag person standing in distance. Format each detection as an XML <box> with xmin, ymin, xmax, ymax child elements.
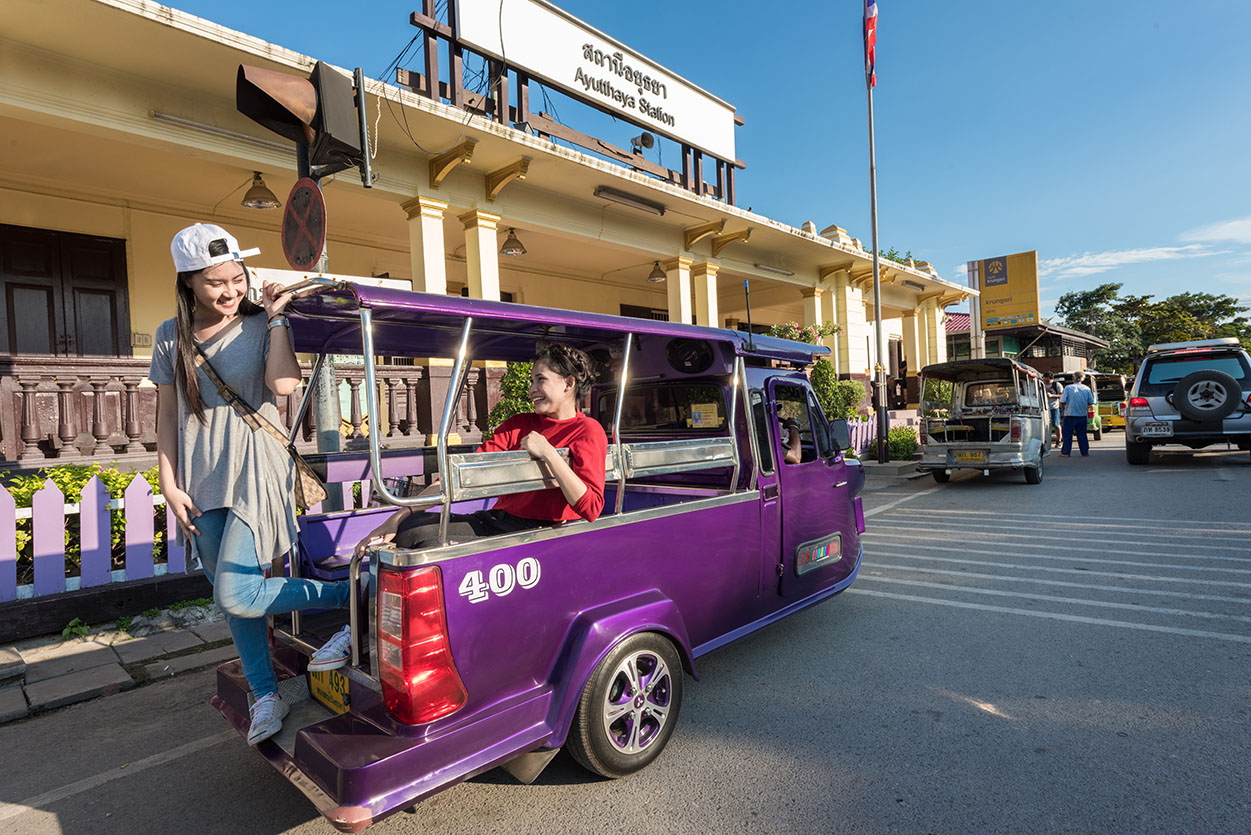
<box><xmin>1059</xmin><ymin>370</ymin><xmax>1096</xmax><ymax>457</ymax></box>
<box><xmin>150</xmin><ymin>224</ymin><xmax>350</xmax><ymax>745</ymax></box>
<box><xmin>1043</xmin><ymin>372</ymin><xmax>1063</xmax><ymax>444</ymax></box>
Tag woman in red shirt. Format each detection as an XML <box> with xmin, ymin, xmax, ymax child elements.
<box><xmin>311</xmin><ymin>344</ymin><xmax>607</xmax><ymax>669</ymax></box>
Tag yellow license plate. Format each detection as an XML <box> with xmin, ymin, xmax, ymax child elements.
<box><xmin>954</xmin><ymin>450</ymin><xmax>987</xmax><ymax>463</ymax></box>
<box><xmin>309</xmin><ymin>669</ymin><xmax>350</xmax><ymax>714</ymax></box>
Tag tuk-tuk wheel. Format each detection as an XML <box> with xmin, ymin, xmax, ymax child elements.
<box><xmin>567</xmin><ymin>632</ymin><xmax>684</xmax><ymax>779</ymax></box>
<box><xmin>931</xmin><ymin>470</ymin><xmax>950</xmax><ymax>484</ymax></box>
<box><xmin>1024</xmin><ymin>456</ymin><xmax>1043</xmax><ymax>485</ymax></box>
<box><xmin>1093</xmin><ymin>427</ymin><xmax>1103</xmax><ymax>441</ymax></box>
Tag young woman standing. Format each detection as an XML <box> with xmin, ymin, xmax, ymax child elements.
<box><xmin>150</xmin><ymin>223</ymin><xmax>349</xmax><ymax>745</ymax></box>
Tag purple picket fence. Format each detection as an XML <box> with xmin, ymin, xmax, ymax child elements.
<box><xmin>848</xmin><ymin>419</ymin><xmax>877</xmax><ymax>455</ymax></box>
<box><xmin>0</xmin><ymin>474</ymin><xmax>373</xmax><ymax>604</ymax></box>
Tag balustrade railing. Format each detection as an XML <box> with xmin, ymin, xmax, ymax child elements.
<box><xmin>0</xmin><ymin>355</ymin><xmax>503</xmax><ymax>470</ymax></box>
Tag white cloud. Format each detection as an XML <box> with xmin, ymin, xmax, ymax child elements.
<box><xmin>1038</xmin><ymin>245</ymin><xmax>1220</xmax><ymax>282</ymax></box>
<box><xmin>1181</xmin><ymin>215</ymin><xmax>1251</xmax><ymax>244</ymax></box>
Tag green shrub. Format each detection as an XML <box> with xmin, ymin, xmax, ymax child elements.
<box><xmin>486</xmin><ymin>361</ymin><xmax>533</xmax><ymax>437</ymax></box>
<box><xmin>809</xmin><ymin>359</ymin><xmax>871</xmax><ymax>423</ymax></box>
<box><xmin>887</xmin><ymin>425</ymin><xmax>919</xmax><ymax>460</ymax></box>
<box><xmin>765</xmin><ymin>321</ymin><xmax>840</xmax><ymax>344</ymax></box>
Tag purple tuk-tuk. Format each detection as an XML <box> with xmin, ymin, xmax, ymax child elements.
<box><xmin>211</xmin><ymin>282</ymin><xmax>866</xmax><ymax>831</ymax></box>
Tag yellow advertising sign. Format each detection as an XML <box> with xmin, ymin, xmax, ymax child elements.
<box><xmin>979</xmin><ymin>250</ymin><xmax>1039</xmax><ymax>330</ymax></box>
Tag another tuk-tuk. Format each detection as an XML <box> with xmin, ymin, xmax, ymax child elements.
<box><xmin>1054</xmin><ymin>371</ymin><xmax>1104</xmax><ymax>440</ymax></box>
<box><xmin>211</xmin><ymin>281</ymin><xmax>867</xmax><ymax>831</ymax></box>
<box><xmin>1092</xmin><ymin>371</ymin><xmax>1129</xmax><ymax>430</ymax></box>
<box><xmin>916</xmin><ymin>357</ymin><xmax>1050</xmax><ymax>484</ymax></box>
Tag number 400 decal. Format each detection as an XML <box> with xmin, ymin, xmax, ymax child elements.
<box><xmin>457</xmin><ymin>557</ymin><xmax>541</xmax><ymax>603</ymax></box>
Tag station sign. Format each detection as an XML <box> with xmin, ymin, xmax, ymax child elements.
<box><xmin>456</xmin><ymin>0</ymin><xmax>737</xmax><ymax>162</ymax></box>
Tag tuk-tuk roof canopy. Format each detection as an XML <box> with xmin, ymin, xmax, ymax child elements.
<box><xmin>920</xmin><ymin>357</ymin><xmax>1040</xmax><ymax>380</ymax></box>
<box><xmin>285</xmin><ymin>282</ymin><xmax>831</xmax><ymax>365</ymax></box>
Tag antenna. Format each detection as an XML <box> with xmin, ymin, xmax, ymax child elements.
<box><xmin>743</xmin><ymin>279</ymin><xmax>755</xmax><ymax>350</ymax></box>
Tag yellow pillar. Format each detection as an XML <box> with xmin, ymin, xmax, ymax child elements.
<box><xmin>930</xmin><ymin>302</ymin><xmax>949</xmax><ymax>364</ymax></box>
<box><xmin>800</xmin><ymin>287</ymin><xmax>823</xmax><ymax>328</ymax></box>
<box><xmin>458</xmin><ymin>209</ymin><xmax>502</xmax><ymax>300</ymax></box>
<box><xmin>901</xmin><ymin>310</ymin><xmax>921</xmax><ymax>406</ymax></box>
<box><xmin>819</xmin><ymin>283</ymin><xmax>840</xmax><ymax>373</ymax></box>
<box><xmin>691</xmin><ymin>262</ymin><xmax>719</xmax><ymax>327</ymax></box>
<box><xmin>663</xmin><ymin>256</ymin><xmax>693</xmax><ymax>325</ymax></box>
<box><xmin>401</xmin><ymin>195</ymin><xmax>449</xmax><ymax>294</ymax></box>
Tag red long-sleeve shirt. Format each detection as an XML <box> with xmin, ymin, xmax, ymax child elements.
<box><xmin>478</xmin><ymin>412</ymin><xmax>608</xmax><ymax>522</ymax></box>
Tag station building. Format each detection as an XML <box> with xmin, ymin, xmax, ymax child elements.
<box><xmin>0</xmin><ymin>0</ymin><xmax>972</xmax><ymax>464</ymax></box>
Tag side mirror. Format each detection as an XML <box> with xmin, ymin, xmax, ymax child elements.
<box><xmin>830</xmin><ymin>419</ymin><xmax>851</xmax><ymax>451</ymax></box>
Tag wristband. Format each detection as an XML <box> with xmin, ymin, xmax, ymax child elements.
<box><xmin>268</xmin><ymin>315</ymin><xmax>289</xmax><ymax>329</ymax></box>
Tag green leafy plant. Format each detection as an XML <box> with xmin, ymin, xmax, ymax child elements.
<box><xmin>115</xmin><ymin>616</ymin><xmax>133</xmax><ymax>633</ymax></box>
<box><xmin>61</xmin><ymin>617</ymin><xmax>90</xmax><ymax>641</ymax></box>
<box><xmin>169</xmin><ymin>597</ymin><xmax>213</xmax><ymax>611</ymax></box>
<box><xmin>141</xmin><ymin>607</ymin><xmax>161</xmax><ymax>619</ymax></box>
<box><xmin>765</xmin><ymin>321</ymin><xmax>840</xmax><ymax>344</ymax></box>
<box><xmin>486</xmin><ymin>361</ymin><xmax>534</xmax><ymax>436</ymax></box>
<box><xmin>887</xmin><ymin>425</ymin><xmax>919</xmax><ymax>461</ymax></box>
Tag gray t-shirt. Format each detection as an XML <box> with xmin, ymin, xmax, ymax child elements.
<box><xmin>149</xmin><ymin>314</ymin><xmax>299</xmax><ymax>569</ymax></box>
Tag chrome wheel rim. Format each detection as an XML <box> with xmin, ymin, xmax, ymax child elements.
<box><xmin>601</xmin><ymin>650</ymin><xmax>673</xmax><ymax>755</ymax></box>
<box><xmin>1186</xmin><ymin>381</ymin><xmax>1228</xmax><ymax>412</ymax></box>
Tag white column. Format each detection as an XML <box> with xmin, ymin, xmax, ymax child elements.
<box><xmin>402</xmin><ymin>195</ymin><xmax>448</xmax><ymax>294</ymax></box>
<box><xmin>692</xmin><ymin>262</ymin><xmax>719</xmax><ymax>327</ymax></box>
<box><xmin>459</xmin><ymin>209</ymin><xmax>502</xmax><ymax>300</ymax></box>
<box><xmin>819</xmin><ymin>283</ymin><xmax>840</xmax><ymax>374</ymax></box>
<box><xmin>664</xmin><ymin>256</ymin><xmax>693</xmax><ymax>325</ymax></box>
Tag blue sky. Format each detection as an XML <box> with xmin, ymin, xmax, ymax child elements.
<box><xmin>171</xmin><ymin>0</ymin><xmax>1251</xmax><ymax>319</ymax></box>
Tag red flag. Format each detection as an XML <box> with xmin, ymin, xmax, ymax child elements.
<box><xmin>864</xmin><ymin>0</ymin><xmax>878</xmax><ymax>88</ymax></box>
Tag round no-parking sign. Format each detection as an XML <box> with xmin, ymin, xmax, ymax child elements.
<box><xmin>281</xmin><ymin>178</ymin><xmax>327</xmax><ymax>271</ymax></box>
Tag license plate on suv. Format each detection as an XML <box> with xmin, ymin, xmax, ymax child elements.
<box><xmin>954</xmin><ymin>449</ymin><xmax>987</xmax><ymax>463</ymax></box>
<box><xmin>1141</xmin><ymin>422</ymin><xmax>1172</xmax><ymax>437</ymax></box>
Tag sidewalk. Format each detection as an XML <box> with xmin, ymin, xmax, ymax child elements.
<box><xmin>0</xmin><ymin>605</ymin><xmax>237</xmax><ymax>724</ymax></box>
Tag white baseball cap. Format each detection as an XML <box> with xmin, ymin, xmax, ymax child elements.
<box><xmin>170</xmin><ymin>223</ymin><xmax>261</xmax><ymax>272</ymax></box>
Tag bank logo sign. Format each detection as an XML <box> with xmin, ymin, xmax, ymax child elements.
<box><xmin>978</xmin><ymin>250</ymin><xmax>1039</xmax><ymax>330</ymax></box>
<box><xmin>456</xmin><ymin>0</ymin><xmax>737</xmax><ymax>162</ymax></box>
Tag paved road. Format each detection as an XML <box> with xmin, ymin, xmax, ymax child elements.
<box><xmin>3</xmin><ymin>436</ymin><xmax>1248</xmax><ymax>833</ymax></box>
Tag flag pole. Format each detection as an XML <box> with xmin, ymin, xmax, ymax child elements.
<box><xmin>866</xmin><ymin>71</ymin><xmax>888</xmax><ymax>463</ymax></box>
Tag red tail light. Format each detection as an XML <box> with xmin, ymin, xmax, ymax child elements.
<box><xmin>1010</xmin><ymin>418</ymin><xmax>1022</xmax><ymax>441</ymax></box>
<box><xmin>1087</xmin><ymin>408</ymin><xmax>1095</xmax><ymax>419</ymax></box>
<box><xmin>377</xmin><ymin>566</ymin><xmax>467</xmax><ymax>725</ymax></box>
<box><xmin>1129</xmin><ymin>397</ymin><xmax>1148</xmax><ymax>408</ymax></box>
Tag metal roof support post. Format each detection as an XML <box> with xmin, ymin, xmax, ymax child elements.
<box><xmin>612</xmin><ymin>333</ymin><xmax>634</xmax><ymax>515</ymax></box>
<box><xmin>727</xmin><ymin>356</ymin><xmax>742</xmax><ymax>490</ymax></box>
<box><xmin>438</xmin><ymin>319</ymin><xmax>475</xmax><ymax>544</ymax></box>
<box><xmin>738</xmin><ymin>360</ymin><xmax>763</xmax><ymax>491</ymax></box>
<box><xmin>287</xmin><ymin>353</ymin><xmax>327</xmax><ymax>445</ymax></box>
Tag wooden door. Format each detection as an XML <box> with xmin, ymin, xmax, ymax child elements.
<box><xmin>0</xmin><ymin>224</ymin><xmax>130</xmax><ymax>356</ymax></box>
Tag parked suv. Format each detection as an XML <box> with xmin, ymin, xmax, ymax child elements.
<box><xmin>1125</xmin><ymin>338</ymin><xmax>1251</xmax><ymax>465</ymax></box>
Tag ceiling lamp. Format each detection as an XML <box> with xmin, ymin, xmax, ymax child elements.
<box><xmin>500</xmin><ymin>228</ymin><xmax>527</xmax><ymax>256</ymax></box>
<box><xmin>647</xmin><ymin>261</ymin><xmax>666</xmax><ymax>282</ymax></box>
<box><xmin>241</xmin><ymin>171</ymin><xmax>281</xmax><ymax>210</ymax></box>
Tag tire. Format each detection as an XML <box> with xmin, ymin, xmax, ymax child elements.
<box><xmin>1126</xmin><ymin>440</ymin><xmax>1151</xmax><ymax>465</ymax></box>
<box><xmin>1024</xmin><ymin>455</ymin><xmax>1043</xmax><ymax>485</ymax></box>
<box><xmin>1093</xmin><ymin>427</ymin><xmax>1103</xmax><ymax>441</ymax></box>
<box><xmin>931</xmin><ymin>470</ymin><xmax>950</xmax><ymax>484</ymax></box>
<box><xmin>1173</xmin><ymin>370</ymin><xmax>1241</xmax><ymax>422</ymax></box>
<box><xmin>567</xmin><ymin>633</ymin><xmax>683</xmax><ymax>779</ymax></box>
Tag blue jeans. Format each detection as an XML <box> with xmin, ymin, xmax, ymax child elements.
<box><xmin>194</xmin><ymin>508</ymin><xmax>349</xmax><ymax>699</ymax></box>
<box><xmin>1061</xmin><ymin>416</ymin><xmax>1089</xmax><ymax>456</ymax></box>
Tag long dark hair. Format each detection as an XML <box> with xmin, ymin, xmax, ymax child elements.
<box><xmin>174</xmin><ymin>238</ymin><xmax>263</xmax><ymax>423</ymax></box>
<box><xmin>535</xmin><ymin>343</ymin><xmax>596</xmax><ymax>401</ymax></box>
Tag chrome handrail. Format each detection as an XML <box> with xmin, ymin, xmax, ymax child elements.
<box><xmin>738</xmin><ymin>359</ymin><xmax>762</xmax><ymax>490</ymax></box>
<box><xmin>438</xmin><ymin>319</ymin><xmax>474</xmax><ymax>545</ymax></box>
<box><xmin>349</xmin><ymin>549</ymin><xmax>364</xmax><ymax>667</ymax></box>
<box><xmin>287</xmin><ymin>352</ymin><xmax>326</xmax><ymax>446</ymax></box>
<box><xmin>727</xmin><ymin>356</ymin><xmax>742</xmax><ymax>491</ymax></box>
<box><xmin>612</xmin><ymin>333</ymin><xmax>633</xmax><ymax>515</ymax></box>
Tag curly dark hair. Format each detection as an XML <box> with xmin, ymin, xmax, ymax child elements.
<box><xmin>534</xmin><ymin>343</ymin><xmax>596</xmax><ymax>400</ymax></box>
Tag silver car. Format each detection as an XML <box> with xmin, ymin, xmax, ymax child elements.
<box><xmin>1125</xmin><ymin>337</ymin><xmax>1251</xmax><ymax>465</ymax></box>
<box><xmin>917</xmin><ymin>358</ymin><xmax>1050</xmax><ymax>485</ymax></box>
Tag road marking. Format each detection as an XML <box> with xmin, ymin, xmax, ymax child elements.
<box><xmin>864</xmin><ymin>548</ymin><xmax>1251</xmax><ymax>588</ymax></box>
<box><xmin>866</xmin><ymin>535</ymin><xmax>1251</xmax><ymax>572</ymax></box>
<box><xmin>864</xmin><ymin>529</ymin><xmax>1251</xmax><ymax>563</ymax></box>
<box><xmin>867</xmin><ymin>520</ymin><xmax>1246</xmax><ymax>551</ymax></box>
<box><xmin>881</xmin><ymin>508</ymin><xmax>1251</xmax><ymax>530</ymax></box>
<box><xmin>869</xmin><ymin>562</ymin><xmax>1251</xmax><ymax>605</ymax></box>
<box><xmin>874</xmin><ymin>516</ymin><xmax>1251</xmax><ymax>544</ymax></box>
<box><xmin>858</xmin><ymin>574</ymin><xmax>1251</xmax><ymax>624</ymax></box>
<box><xmin>0</xmin><ymin>731</ymin><xmax>235</xmax><ymax>823</ymax></box>
<box><xmin>863</xmin><ymin>486</ymin><xmax>943</xmax><ymax>518</ymax></box>
<box><xmin>846</xmin><ymin>588</ymin><xmax>1251</xmax><ymax>644</ymax></box>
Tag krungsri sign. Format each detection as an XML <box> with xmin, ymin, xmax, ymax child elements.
<box><xmin>456</xmin><ymin>0</ymin><xmax>737</xmax><ymax>162</ymax></box>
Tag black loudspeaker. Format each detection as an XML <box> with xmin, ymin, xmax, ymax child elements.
<box><xmin>665</xmin><ymin>338</ymin><xmax>715</xmax><ymax>374</ymax></box>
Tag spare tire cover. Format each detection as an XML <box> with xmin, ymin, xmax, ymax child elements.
<box><xmin>1172</xmin><ymin>369</ymin><xmax>1240</xmax><ymax>422</ymax></box>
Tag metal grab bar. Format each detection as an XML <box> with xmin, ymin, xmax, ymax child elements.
<box><xmin>612</xmin><ymin>333</ymin><xmax>633</xmax><ymax>515</ymax></box>
<box><xmin>438</xmin><ymin>320</ymin><xmax>474</xmax><ymax>545</ymax></box>
<box><xmin>349</xmin><ymin>549</ymin><xmax>364</xmax><ymax>668</ymax></box>
<box><xmin>287</xmin><ymin>353</ymin><xmax>327</xmax><ymax>446</ymax></box>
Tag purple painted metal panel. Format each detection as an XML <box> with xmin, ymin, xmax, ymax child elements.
<box><xmin>854</xmin><ymin>496</ymin><xmax>866</xmax><ymax>534</ymax></box>
<box><xmin>124</xmin><ymin>475</ymin><xmax>154</xmax><ymax>580</ymax></box>
<box><xmin>79</xmin><ymin>476</ymin><xmax>111</xmax><ymax>588</ymax></box>
<box><xmin>0</xmin><ymin>488</ymin><xmax>15</xmax><ymax>602</ymax></box>
<box><xmin>166</xmin><ymin>503</ymin><xmax>186</xmax><ymax>574</ymax></box>
<box><xmin>32</xmin><ymin>479</ymin><xmax>65</xmax><ymax>597</ymax></box>
<box><xmin>285</xmin><ymin>285</ymin><xmax>828</xmax><ymax>365</ymax></box>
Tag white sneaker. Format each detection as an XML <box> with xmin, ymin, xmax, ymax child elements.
<box><xmin>309</xmin><ymin>625</ymin><xmax>353</xmax><ymax>672</ymax></box>
<box><xmin>247</xmin><ymin>693</ymin><xmax>288</xmax><ymax>746</ymax></box>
